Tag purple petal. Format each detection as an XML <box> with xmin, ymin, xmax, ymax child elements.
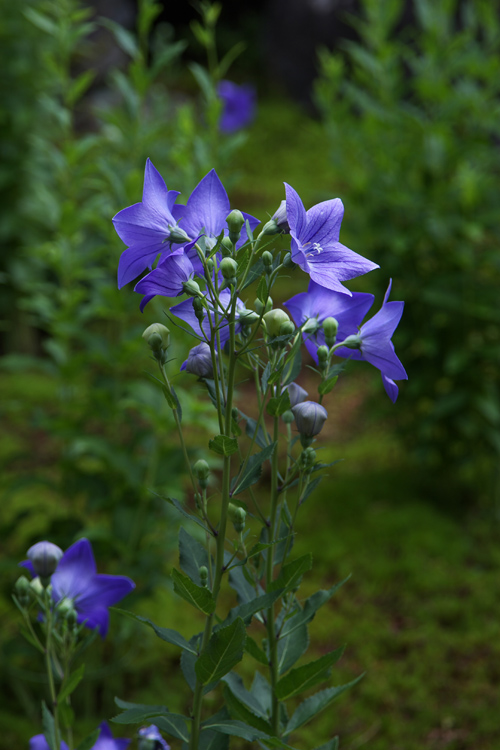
<box><xmin>93</xmin><ymin>721</ymin><xmax>131</xmax><ymax>749</ymax></box>
<box><xmin>303</xmin><ymin>198</ymin><xmax>344</xmax><ymax>245</ymax></box>
<box><xmin>76</xmin><ymin>573</ymin><xmax>135</xmax><ymax>613</ymax></box>
<box><xmin>179</xmin><ymin>170</ymin><xmax>230</xmax><ymax>239</ymax></box>
<box><xmin>76</xmin><ymin>606</ymin><xmax>109</xmax><ymax>637</ymax></box>
<box><xmin>218</xmin><ymin>80</ymin><xmax>256</xmax><ymax>132</ymax></box>
<box><xmin>51</xmin><ymin>539</ymin><xmax>96</xmax><ymax>603</ymax></box>
<box><xmin>362</xmin><ymin>340</ymin><xmax>408</xmax><ymax>381</ymax></box>
<box><xmin>382</xmin><ymin>374</ymin><xmax>399</xmax><ymax>403</ymax></box>
<box><xmin>117</xmin><ymin>246</ymin><xmax>164</xmax><ymax>289</ymax></box>
<box><xmin>29</xmin><ymin>735</ymin><xmax>70</xmax><ymax>750</ymax></box>
<box><xmin>285</xmin><ymin>184</ymin><xmax>307</xmax><ymax>240</ymax></box>
<box><xmin>361</xmin><ymin>300</ymin><xmax>404</xmax><ymax>340</ymax></box>
<box><xmin>19</xmin><ymin>560</ymin><xmax>36</xmax><ymax>577</ymax></box>
<box><xmin>113</xmin><ymin>202</ymin><xmax>171</xmax><ymax>247</ymax></box>
<box><xmin>134</xmin><ymin>251</ymin><xmax>194</xmax><ymax>305</ymax></box>
<box><xmin>283</xmin><ymin>291</ymin><xmax>313</xmax><ymax>326</ymax></box>
<box><xmin>142</xmin><ymin>159</ymin><xmax>180</xmax><ymax>221</ymax></box>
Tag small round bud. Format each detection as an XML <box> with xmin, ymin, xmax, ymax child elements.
<box><xmin>29</xmin><ymin>577</ymin><xmax>44</xmax><ymax>597</ymax></box>
<box><xmin>286</xmin><ymin>383</ymin><xmax>309</xmax><ymax>407</ymax></box>
<box><xmin>206</xmin><ymin>258</ymin><xmax>214</xmax><ymax>273</ymax></box>
<box><xmin>194</xmin><ymin>459</ymin><xmax>210</xmax><ymax>481</ymax></box>
<box><xmin>192</xmin><ymin>297</ymin><xmax>205</xmax><ymax>323</ymax></box>
<box><xmin>27</xmin><ymin>541</ymin><xmax>63</xmax><ymax>579</ymax></box>
<box><xmin>138</xmin><ymin>725</ymin><xmax>170</xmax><ymax>750</ymax></box>
<box><xmin>142</xmin><ymin>323</ymin><xmax>170</xmax><ymax>352</ymax></box>
<box><xmin>228</xmin><ymin>503</ymin><xmax>246</xmax><ymax>533</ymax></box>
<box><xmin>317</xmin><ymin>345</ymin><xmax>329</xmax><ymax>363</ymax></box>
<box><xmin>292</xmin><ymin>401</ymin><xmax>328</xmax><ymax>437</ymax></box>
<box><xmin>226</xmin><ymin>209</ymin><xmax>245</xmax><ymax>236</ymax></box>
<box><xmin>302</xmin><ymin>317</ymin><xmax>320</xmax><ymax>335</ymax></box>
<box><xmin>254</xmin><ymin>298</ymin><xmax>264</xmax><ymax>315</ymax></box>
<box><xmin>199</xmin><ymin>566</ymin><xmax>209</xmax><ymax>586</ymax></box>
<box><xmin>238</xmin><ymin>309</ymin><xmax>260</xmax><ymax>325</ymax></box>
<box><xmin>184</xmin><ymin>343</ymin><xmax>214</xmax><ymax>378</ymax></box>
<box><xmin>220</xmin><ymin>236</ymin><xmax>234</xmax><ymax>257</ymax></box>
<box><xmin>231</xmin><ymin>407</ymin><xmax>239</xmax><ymax>421</ymax></box>
<box><xmin>14</xmin><ymin>576</ymin><xmax>31</xmax><ymax>606</ymax></box>
<box><xmin>279</xmin><ymin>320</ymin><xmax>295</xmax><ymax>337</ymax></box>
<box><xmin>260</xmin><ymin>200</ymin><xmax>289</xmax><ymax>236</ymax></box>
<box><xmin>263</xmin><ymin>309</ymin><xmax>290</xmax><ymax>338</ymax></box>
<box><xmin>283</xmin><ymin>252</ymin><xmax>295</xmax><ymax>268</ymax></box>
<box><xmin>168</xmin><ymin>225</ymin><xmax>190</xmax><ymax>244</ymax></box>
<box><xmin>262</xmin><ymin>251</ymin><xmax>273</xmax><ymax>268</ymax></box>
<box><xmin>323</xmin><ymin>317</ymin><xmax>338</xmax><ymax>341</ymax></box>
<box><xmin>183</xmin><ymin>279</ymin><xmax>201</xmax><ymax>297</ymax></box>
<box><xmin>220</xmin><ymin>257</ymin><xmax>238</xmax><ymax>281</ymax></box>
<box><xmin>265</xmin><ymin>297</ymin><xmax>273</xmax><ymax>313</ymax></box>
<box><xmin>340</xmin><ymin>334</ymin><xmax>362</xmax><ymax>350</ymax></box>
<box><xmin>282</xmin><ymin>409</ymin><xmax>295</xmax><ymax>424</ymax></box>
<box><xmin>58</xmin><ymin>597</ymin><xmax>77</xmax><ymax>623</ymax></box>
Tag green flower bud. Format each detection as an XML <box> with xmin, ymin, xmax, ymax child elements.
<box><xmin>265</xmin><ymin>297</ymin><xmax>273</xmax><ymax>313</ymax></box>
<box><xmin>220</xmin><ymin>236</ymin><xmax>234</xmax><ymax>257</ymax></box>
<box><xmin>317</xmin><ymin>345</ymin><xmax>329</xmax><ymax>363</ymax></box>
<box><xmin>238</xmin><ymin>309</ymin><xmax>260</xmax><ymax>325</ymax></box>
<box><xmin>29</xmin><ymin>577</ymin><xmax>44</xmax><ymax>597</ymax></box>
<box><xmin>192</xmin><ymin>297</ymin><xmax>205</xmax><ymax>323</ymax></box>
<box><xmin>254</xmin><ymin>298</ymin><xmax>264</xmax><ymax>315</ymax></box>
<box><xmin>194</xmin><ymin>459</ymin><xmax>210</xmax><ymax>488</ymax></box>
<box><xmin>302</xmin><ymin>317</ymin><xmax>320</xmax><ymax>335</ymax></box>
<box><xmin>228</xmin><ymin>503</ymin><xmax>246</xmax><ymax>533</ymax></box>
<box><xmin>142</xmin><ymin>323</ymin><xmax>170</xmax><ymax>351</ymax></box>
<box><xmin>14</xmin><ymin>576</ymin><xmax>31</xmax><ymax>606</ymax></box>
<box><xmin>279</xmin><ymin>320</ymin><xmax>295</xmax><ymax>337</ymax></box>
<box><xmin>199</xmin><ymin>566</ymin><xmax>209</xmax><ymax>586</ymax></box>
<box><xmin>340</xmin><ymin>334</ymin><xmax>362</xmax><ymax>349</ymax></box>
<box><xmin>323</xmin><ymin>317</ymin><xmax>338</xmax><ymax>341</ymax></box>
<box><xmin>183</xmin><ymin>279</ymin><xmax>201</xmax><ymax>297</ymax></box>
<box><xmin>220</xmin><ymin>257</ymin><xmax>238</xmax><ymax>281</ymax></box>
<box><xmin>262</xmin><ymin>251</ymin><xmax>273</xmax><ymax>268</ymax></box>
<box><xmin>263</xmin><ymin>309</ymin><xmax>290</xmax><ymax>337</ymax></box>
<box><xmin>226</xmin><ymin>209</ymin><xmax>245</xmax><ymax>235</ymax></box>
<box><xmin>206</xmin><ymin>258</ymin><xmax>214</xmax><ymax>273</ymax></box>
<box><xmin>260</xmin><ymin>200</ymin><xmax>289</xmax><ymax>236</ymax></box>
<box><xmin>283</xmin><ymin>252</ymin><xmax>295</xmax><ymax>268</ymax></box>
<box><xmin>282</xmin><ymin>409</ymin><xmax>295</xmax><ymax>424</ymax></box>
<box><xmin>168</xmin><ymin>225</ymin><xmax>190</xmax><ymax>244</ymax></box>
<box><xmin>58</xmin><ymin>597</ymin><xmax>77</xmax><ymax>625</ymax></box>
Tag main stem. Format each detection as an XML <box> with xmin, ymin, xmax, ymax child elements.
<box><xmin>44</xmin><ymin>591</ymin><xmax>61</xmax><ymax>750</ymax></box>
<box><xmin>266</xmin><ymin>408</ymin><xmax>281</xmax><ymax>736</ymax></box>
<box><xmin>189</xmin><ymin>291</ymin><xmax>239</xmax><ymax>750</ymax></box>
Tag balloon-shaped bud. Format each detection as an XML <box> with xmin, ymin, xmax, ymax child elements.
<box><xmin>262</xmin><ymin>251</ymin><xmax>273</xmax><ymax>269</ymax></box>
<box><xmin>27</xmin><ymin>541</ymin><xmax>63</xmax><ymax>581</ymax></box>
<box><xmin>184</xmin><ymin>343</ymin><xmax>214</xmax><ymax>378</ymax></box>
<box><xmin>168</xmin><ymin>225</ymin><xmax>190</xmax><ymax>244</ymax></box>
<box><xmin>138</xmin><ymin>725</ymin><xmax>171</xmax><ymax>750</ymax></box>
<box><xmin>323</xmin><ymin>317</ymin><xmax>338</xmax><ymax>347</ymax></box>
<box><xmin>142</xmin><ymin>323</ymin><xmax>170</xmax><ymax>352</ymax></box>
<box><xmin>260</xmin><ymin>200</ymin><xmax>289</xmax><ymax>236</ymax></box>
<box><xmin>239</xmin><ymin>309</ymin><xmax>260</xmax><ymax>326</ymax></box>
<box><xmin>292</xmin><ymin>401</ymin><xmax>328</xmax><ymax>438</ymax></box>
<box><xmin>263</xmin><ymin>309</ymin><xmax>290</xmax><ymax>337</ymax></box>
<box><xmin>183</xmin><ymin>279</ymin><xmax>201</xmax><ymax>297</ymax></box>
<box><xmin>194</xmin><ymin>459</ymin><xmax>210</xmax><ymax>489</ymax></box>
<box><xmin>226</xmin><ymin>209</ymin><xmax>245</xmax><ymax>243</ymax></box>
<box><xmin>283</xmin><ymin>252</ymin><xmax>295</xmax><ymax>268</ymax></box>
<box><xmin>317</xmin><ymin>345</ymin><xmax>329</xmax><ymax>363</ymax></box>
<box><xmin>286</xmin><ymin>382</ymin><xmax>309</xmax><ymax>407</ymax></box>
<box><xmin>199</xmin><ymin>566</ymin><xmax>209</xmax><ymax>587</ymax></box>
<box><xmin>280</xmin><ymin>320</ymin><xmax>295</xmax><ymax>337</ymax></box>
<box><xmin>220</xmin><ymin>236</ymin><xmax>234</xmax><ymax>257</ymax></box>
<box><xmin>14</xmin><ymin>576</ymin><xmax>31</xmax><ymax>607</ymax></box>
<box><xmin>228</xmin><ymin>503</ymin><xmax>246</xmax><ymax>533</ymax></box>
<box><xmin>340</xmin><ymin>334</ymin><xmax>362</xmax><ymax>349</ymax></box>
<box><xmin>282</xmin><ymin>409</ymin><xmax>295</xmax><ymax>424</ymax></box>
<box><xmin>220</xmin><ymin>257</ymin><xmax>238</xmax><ymax>281</ymax></box>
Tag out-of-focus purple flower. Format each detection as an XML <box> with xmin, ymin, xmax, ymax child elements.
<box><xmin>29</xmin><ymin>735</ymin><xmax>69</xmax><ymax>750</ymax></box>
<box><xmin>92</xmin><ymin>722</ymin><xmax>130</xmax><ymax>750</ymax></box>
<box><xmin>21</xmin><ymin>539</ymin><xmax>135</xmax><ymax>638</ymax></box>
<box><xmin>27</xmin><ymin>541</ymin><xmax>63</xmax><ymax>579</ymax></box>
<box><xmin>138</xmin><ymin>725</ymin><xmax>170</xmax><ymax>750</ymax></box>
<box><xmin>217</xmin><ymin>80</ymin><xmax>256</xmax><ymax>133</ymax></box>
<box><xmin>284</xmin><ymin>281</ymin><xmax>374</xmax><ymax>363</ymax></box>
<box><xmin>292</xmin><ymin>401</ymin><xmax>328</xmax><ymax>437</ymax></box>
<box><xmin>171</xmin><ymin>289</ymin><xmax>247</xmax><ymax>348</ymax></box>
<box><xmin>285</xmin><ymin>184</ymin><xmax>378</xmax><ymax>294</ymax></box>
<box><xmin>181</xmin><ymin>342</ymin><xmax>214</xmax><ymax>378</ymax></box>
<box><xmin>174</xmin><ymin>170</ymin><xmax>260</xmax><ymax>264</ymax></box>
<box><xmin>134</xmin><ymin>250</ymin><xmax>196</xmax><ymax>311</ymax></box>
<box><xmin>286</xmin><ymin>382</ymin><xmax>308</xmax><ymax>407</ymax></box>
<box><xmin>113</xmin><ymin>159</ymin><xmax>188</xmax><ymax>289</ymax></box>
<box><xmin>335</xmin><ymin>280</ymin><xmax>407</xmax><ymax>402</ymax></box>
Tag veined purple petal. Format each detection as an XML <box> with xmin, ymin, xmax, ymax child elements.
<box><xmin>51</xmin><ymin>539</ymin><xmax>96</xmax><ymax>603</ymax></box>
<box><xmin>284</xmin><ymin>183</ymin><xmax>307</xmax><ymax>240</ymax></box>
<box><xmin>361</xmin><ymin>339</ymin><xmax>407</xmax><ymax>381</ymax></box>
<box><xmin>361</xmin><ymin>299</ymin><xmax>404</xmax><ymax>339</ymax></box>
<box><xmin>76</xmin><ymin>606</ymin><xmax>110</xmax><ymax>637</ymax></box>
<box><xmin>178</xmin><ymin>169</ymin><xmax>230</xmax><ymax>239</ymax></box>
<box><xmin>76</xmin><ymin>573</ymin><xmax>135</xmax><ymax>613</ymax></box>
<box><xmin>134</xmin><ymin>250</ymin><xmax>194</xmax><ymax>309</ymax></box>
<box><xmin>118</xmin><ymin>245</ymin><xmax>164</xmax><ymax>289</ymax></box>
<box><xmin>382</xmin><ymin>375</ymin><xmax>399</xmax><ymax>403</ymax></box>
<box><xmin>303</xmin><ymin>198</ymin><xmax>344</xmax><ymax>245</ymax></box>
<box><xmin>94</xmin><ymin>721</ymin><xmax>131</xmax><ymax>750</ymax></box>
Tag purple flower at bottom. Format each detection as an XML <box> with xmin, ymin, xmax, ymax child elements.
<box><xmin>285</xmin><ymin>183</ymin><xmax>378</xmax><ymax>295</ymax></box>
<box><xmin>217</xmin><ymin>80</ymin><xmax>256</xmax><ymax>133</ymax></box>
<box><xmin>138</xmin><ymin>725</ymin><xmax>170</xmax><ymax>750</ymax></box>
<box><xmin>134</xmin><ymin>249</ymin><xmax>196</xmax><ymax>311</ymax></box>
<box><xmin>29</xmin><ymin>723</ymin><xmax>129</xmax><ymax>750</ymax></box>
<box><xmin>21</xmin><ymin>539</ymin><xmax>135</xmax><ymax>638</ymax></box>
<box><xmin>335</xmin><ymin>280</ymin><xmax>407</xmax><ymax>402</ymax></box>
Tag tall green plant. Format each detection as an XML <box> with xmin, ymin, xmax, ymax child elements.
<box><xmin>315</xmin><ymin>0</ymin><xmax>500</xmax><ymax>504</ymax></box>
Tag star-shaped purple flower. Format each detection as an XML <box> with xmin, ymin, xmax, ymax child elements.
<box><xmin>113</xmin><ymin>159</ymin><xmax>189</xmax><ymax>289</ymax></box>
<box><xmin>217</xmin><ymin>80</ymin><xmax>256</xmax><ymax>133</ymax></box>
<box><xmin>284</xmin><ymin>280</ymin><xmax>374</xmax><ymax>363</ymax></box>
<box><xmin>336</xmin><ymin>280</ymin><xmax>407</xmax><ymax>402</ymax></box>
<box><xmin>21</xmin><ymin>539</ymin><xmax>135</xmax><ymax>637</ymax></box>
<box><xmin>171</xmin><ymin>289</ymin><xmax>247</xmax><ymax>349</ymax></box>
<box><xmin>285</xmin><ymin>183</ymin><xmax>378</xmax><ymax>294</ymax></box>
<box><xmin>134</xmin><ymin>249</ymin><xmax>196</xmax><ymax>311</ymax></box>
<box><xmin>30</xmin><ymin>722</ymin><xmax>130</xmax><ymax>750</ymax></box>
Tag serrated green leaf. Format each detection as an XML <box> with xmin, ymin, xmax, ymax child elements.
<box><xmin>42</xmin><ymin>702</ymin><xmax>57</xmax><ymax>750</ymax></box>
<box><xmin>232</xmin><ymin>442</ymin><xmax>276</xmax><ymax>495</ymax></box>
<box><xmin>281</xmin><ymin>577</ymin><xmax>351</xmax><ymax>638</ymax></box>
<box><xmin>318</xmin><ymin>376</ymin><xmax>338</xmax><ymax>395</ymax></box>
<box><xmin>222</xmin><ymin>673</ymin><xmax>269</xmax><ymax>719</ymax></box>
<box><xmin>195</xmin><ymin>618</ymin><xmax>246</xmax><ymax>684</ymax></box>
<box><xmin>179</xmin><ymin>527</ymin><xmax>209</xmax><ymax>585</ymax></box>
<box><xmin>153</xmin><ymin>713</ymin><xmax>191</xmax><ymax>742</ymax></box>
<box><xmin>285</xmin><ymin>677</ymin><xmax>364</xmax><ymax>734</ymax></box>
<box><xmin>172</xmin><ymin>569</ymin><xmax>215</xmax><ymax>615</ymax></box>
<box><xmin>209</xmin><ymin>434</ymin><xmax>239</xmax><ymax>456</ymax></box>
<box><xmin>269</xmin><ymin>553</ymin><xmax>312</xmax><ymax>593</ymax></box>
<box><xmin>267</xmin><ymin>390</ymin><xmax>292</xmax><ymax>417</ymax></box>
<box><xmin>276</xmin><ymin>647</ymin><xmax>345</xmax><ymax>699</ymax></box>
<box><xmin>278</xmin><ymin>622</ymin><xmax>309</xmax><ymax>675</ymax></box>
<box><xmin>223</xmin><ymin>684</ymin><xmax>274</xmax><ymax>733</ymax></box>
<box><xmin>219</xmin><ymin>590</ymin><xmax>283</xmax><ymax>629</ymax></box>
<box><xmin>112</xmin><ymin>608</ymin><xmax>198</xmax><ymax>654</ymax></box>
<box><xmin>245</xmin><ymin>636</ymin><xmax>268</xmax><ymax>664</ymax></box>
<box><xmin>112</xmin><ymin>702</ymin><xmax>168</xmax><ymax>724</ymax></box>
<box><xmin>75</xmin><ymin>728</ymin><xmax>100</xmax><ymax>750</ymax></box>
<box><xmin>199</xmin><ymin>727</ymin><xmax>230</xmax><ymax>750</ymax></box>
<box><xmin>58</xmin><ymin>664</ymin><xmax>85</xmax><ymax>703</ymax></box>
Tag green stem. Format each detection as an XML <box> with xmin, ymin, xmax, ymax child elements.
<box><xmin>266</xmin><ymin>409</ymin><xmax>281</xmax><ymax>736</ymax></box>
<box><xmin>160</xmin><ymin>364</ymin><xmax>198</xmax><ymax>498</ymax></box>
<box><xmin>44</xmin><ymin>590</ymin><xmax>61</xmax><ymax>750</ymax></box>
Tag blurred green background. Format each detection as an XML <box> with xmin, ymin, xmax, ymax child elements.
<box><xmin>1</xmin><ymin>0</ymin><xmax>499</xmax><ymax>748</ymax></box>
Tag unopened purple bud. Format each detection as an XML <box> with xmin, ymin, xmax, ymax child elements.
<box><xmin>184</xmin><ymin>343</ymin><xmax>214</xmax><ymax>378</ymax></box>
<box><xmin>138</xmin><ymin>725</ymin><xmax>170</xmax><ymax>750</ymax></box>
<box><xmin>261</xmin><ymin>200</ymin><xmax>289</xmax><ymax>236</ymax></box>
<box><xmin>27</xmin><ymin>541</ymin><xmax>63</xmax><ymax>579</ymax></box>
<box><xmin>286</xmin><ymin>383</ymin><xmax>309</xmax><ymax>407</ymax></box>
<box><xmin>292</xmin><ymin>401</ymin><xmax>328</xmax><ymax>437</ymax></box>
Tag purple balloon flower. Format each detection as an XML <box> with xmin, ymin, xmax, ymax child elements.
<box><xmin>138</xmin><ymin>725</ymin><xmax>170</xmax><ymax>750</ymax></box>
<box><xmin>336</xmin><ymin>280</ymin><xmax>407</xmax><ymax>402</ymax></box>
<box><xmin>181</xmin><ymin>342</ymin><xmax>214</xmax><ymax>378</ymax></box>
<box><xmin>29</xmin><ymin>723</ymin><xmax>129</xmax><ymax>750</ymax></box>
<box><xmin>21</xmin><ymin>539</ymin><xmax>135</xmax><ymax>637</ymax></box>
<box><xmin>217</xmin><ymin>80</ymin><xmax>256</xmax><ymax>133</ymax></box>
<box><xmin>27</xmin><ymin>541</ymin><xmax>63</xmax><ymax>578</ymax></box>
<box><xmin>285</xmin><ymin>183</ymin><xmax>379</xmax><ymax>294</ymax></box>
<box><xmin>134</xmin><ymin>249</ymin><xmax>196</xmax><ymax>311</ymax></box>
<box><xmin>171</xmin><ymin>289</ymin><xmax>247</xmax><ymax>349</ymax></box>
<box><xmin>284</xmin><ymin>280</ymin><xmax>374</xmax><ymax>363</ymax></box>
<box><xmin>29</xmin><ymin>736</ymin><xmax>69</xmax><ymax>750</ymax></box>
<box><xmin>292</xmin><ymin>401</ymin><xmax>328</xmax><ymax>437</ymax></box>
<box><xmin>286</xmin><ymin>382</ymin><xmax>309</xmax><ymax>407</ymax></box>
<box><xmin>113</xmin><ymin>159</ymin><xmax>189</xmax><ymax>289</ymax></box>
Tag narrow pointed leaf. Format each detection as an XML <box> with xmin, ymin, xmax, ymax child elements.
<box><xmin>154</xmin><ymin>713</ymin><xmax>191</xmax><ymax>742</ymax></box>
<box><xmin>276</xmin><ymin>647</ymin><xmax>345</xmax><ymax>700</ymax></box>
<box><xmin>223</xmin><ymin>685</ymin><xmax>274</xmax><ymax>734</ymax></box>
<box><xmin>285</xmin><ymin>677</ymin><xmax>364</xmax><ymax>734</ymax></box>
<box><xmin>281</xmin><ymin>577</ymin><xmax>351</xmax><ymax>638</ymax></box>
<box><xmin>172</xmin><ymin>569</ymin><xmax>215</xmax><ymax>615</ymax></box>
<box><xmin>160</xmin><ymin>494</ymin><xmax>210</xmax><ymax>532</ymax></box>
<box><xmin>112</xmin><ymin>701</ymin><xmax>168</xmax><ymax>724</ymax></box>
<box><xmin>277</xmin><ymin>622</ymin><xmax>309</xmax><ymax>675</ymax></box>
<box><xmin>179</xmin><ymin>527</ymin><xmax>209</xmax><ymax>585</ymax></box>
<box><xmin>219</xmin><ymin>590</ymin><xmax>283</xmax><ymax>629</ymax></box>
<box><xmin>58</xmin><ymin>664</ymin><xmax>85</xmax><ymax>703</ymax></box>
<box><xmin>222</xmin><ymin>672</ymin><xmax>269</xmax><ymax>718</ymax></box>
<box><xmin>195</xmin><ymin>617</ymin><xmax>246</xmax><ymax>684</ymax></box>
<box><xmin>269</xmin><ymin>553</ymin><xmax>312</xmax><ymax>593</ymax></box>
<box><xmin>112</xmin><ymin>608</ymin><xmax>198</xmax><ymax>654</ymax></box>
<box><xmin>232</xmin><ymin>442</ymin><xmax>276</xmax><ymax>496</ymax></box>
<box><xmin>245</xmin><ymin>636</ymin><xmax>268</xmax><ymax>665</ymax></box>
<box><xmin>41</xmin><ymin>702</ymin><xmax>56</xmax><ymax>750</ymax></box>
